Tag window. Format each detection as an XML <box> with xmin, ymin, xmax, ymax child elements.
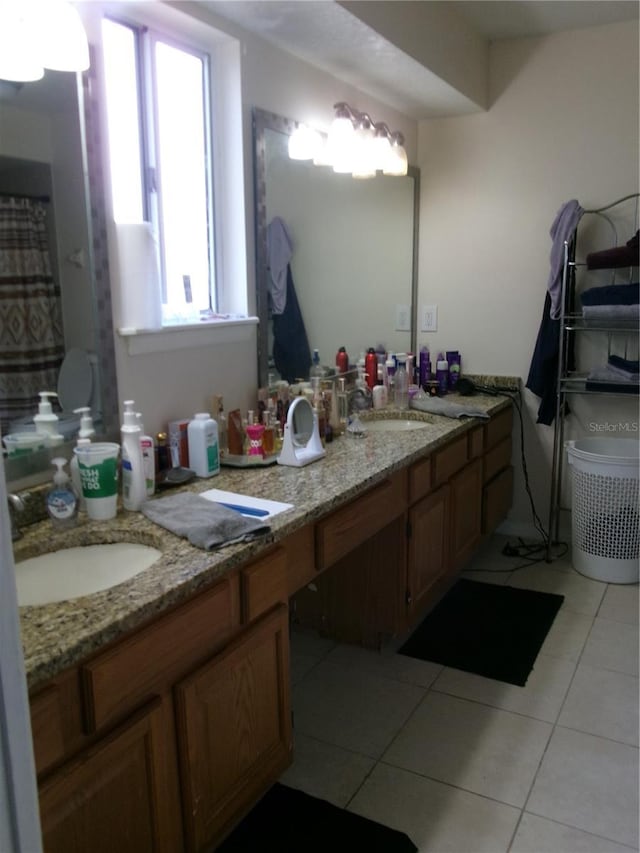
<box><xmin>102</xmin><ymin>17</ymin><xmax>215</xmax><ymax>324</ymax></box>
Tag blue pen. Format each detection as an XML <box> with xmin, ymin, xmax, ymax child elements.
<box><xmin>218</xmin><ymin>502</ymin><xmax>270</xmax><ymax>518</ymax></box>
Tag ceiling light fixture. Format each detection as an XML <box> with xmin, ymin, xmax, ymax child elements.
<box><xmin>0</xmin><ymin>0</ymin><xmax>90</xmax><ymax>83</ymax></box>
<box><xmin>288</xmin><ymin>101</ymin><xmax>408</xmax><ymax>178</ymax></box>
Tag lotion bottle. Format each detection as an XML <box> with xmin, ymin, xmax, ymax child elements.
<box><xmin>136</xmin><ymin>413</ymin><xmax>156</xmax><ymax>497</ymax></box>
<box><xmin>70</xmin><ymin>437</ymin><xmax>91</xmax><ymax>511</ymax></box>
<box><xmin>46</xmin><ymin>458</ymin><xmax>78</xmax><ymax>528</ymax></box>
<box><xmin>74</xmin><ymin>407</ymin><xmax>96</xmax><ymax>439</ymax></box>
<box><xmin>121</xmin><ymin>400</ymin><xmax>146</xmax><ymax>511</ymax></box>
<box><xmin>187</xmin><ymin>413</ymin><xmax>220</xmax><ymax>477</ymax></box>
<box><xmin>34</xmin><ymin>392</ymin><xmax>64</xmax><ymax>446</ymax></box>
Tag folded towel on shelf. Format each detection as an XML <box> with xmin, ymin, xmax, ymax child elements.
<box><xmin>582</xmin><ymin>304</ymin><xmax>640</xmax><ymax>323</ymax></box>
<box><xmin>410</xmin><ymin>396</ymin><xmax>490</xmax><ymax>419</ymax></box>
<box><xmin>142</xmin><ymin>492</ymin><xmax>271</xmax><ymax>550</ymax></box>
<box><xmin>609</xmin><ymin>354</ymin><xmax>640</xmax><ymax>378</ymax></box>
<box><xmin>587</xmin><ymin>365</ymin><xmax>638</xmax><ymax>383</ymax></box>
<box><xmin>586</xmin><ymin>230</ymin><xmax>639</xmax><ymax>270</ymax></box>
<box><xmin>585</xmin><ymin>379</ymin><xmax>639</xmax><ymax>395</ymax></box>
<box><xmin>579</xmin><ymin>282</ymin><xmax>639</xmax><ymax>306</ymax></box>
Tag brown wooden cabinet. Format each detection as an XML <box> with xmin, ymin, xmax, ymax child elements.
<box><xmin>449</xmin><ymin>457</ymin><xmax>483</xmax><ymax>572</ymax></box>
<box><xmin>39</xmin><ymin>699</ymin><xmax>170</xmax><ymax>853</ymax></box>
<box><xmin>31</xmin><ymin>549</ymin><xmax>291</xmax><ymax>853</ymax></box>
<box><xmin>406</xmin><ymin>484</ymin><xmax>450</xmax><ymax>626</ymax></box>
<box><xmin>175</xmin><ymin>604</ymin><xmax>291</xmax><ymax>852</ymax></box>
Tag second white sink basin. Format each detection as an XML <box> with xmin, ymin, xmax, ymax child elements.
<box><xmin>364</xmin><ymin>418</ymin><xmax>433</xmax><ymax>432</ymax></box>
<box><xmin>16</xmin><ymin>543</ymin><xmax>162</xmax><ymax>606</ymax></box>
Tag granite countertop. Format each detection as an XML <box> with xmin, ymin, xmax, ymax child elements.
<box><xmin>15</xmin><ymin>387</ymin><xmax>515</xmax><ymax>691</ymax></box>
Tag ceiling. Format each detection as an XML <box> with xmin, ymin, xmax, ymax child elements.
<box><xmin>1</xmin><ymin>1</ymin><xmax>637</xmax><ymax>119</ymax></box>
<box><xmin>203</xmin><ymin>0</ymin><xmax>639</xmax><ymax>117</ymax></box>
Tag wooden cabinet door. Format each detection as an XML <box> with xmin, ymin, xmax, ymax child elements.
<box><xmin>39</xmin><ymin>698</ymin><xmax>174</xmax><ymax>853</ymax></box>
<box><xmin>175</xmin><ymin>604</ymin><xmax>291</xmax><ymax>852</ymax></box>
<box><xmin>407</xmin><ymin>484</ymin><xmax>450</xmax><ymax>626</ymax></box>
<box><xmin>450</xmin><ymin>457</ymin><xmax>483</xmax><ymax>572</ymax></box>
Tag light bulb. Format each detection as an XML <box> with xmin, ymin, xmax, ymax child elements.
<box><xmin>328</xmin><ymin>115</ymin><xmax>355</xmax><ymax>173</ymax></box>
<box><xmin>288</xmin><ymin>124</ymin><xmax>322</xmax><ymax>161</ymax></box>
<box><xmin>34</xmin><ymin>0</ymin><xmax>90</xmax><ymax>72</ymax></box>
<box><xmin>383</xmin><ymin>141</ymin><xmax>408</xmax><ymax>177</ymax></box>
<box><xmin>0</xmin><ymin>1</ymin><xmax>43</xmax><ymax>82</ymax></box>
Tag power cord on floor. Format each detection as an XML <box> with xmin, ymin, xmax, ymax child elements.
<box><xmin>465</xmin><ymin>385</ymin><xmax>569</xmax><ymax>573</ymax></box>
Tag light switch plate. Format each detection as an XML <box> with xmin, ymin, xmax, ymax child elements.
<box><xmin>421</xmin><ymin>304</ymin><xmax>438</xmax><ymax>332</ymax></box>
<box><xmin>395</xmin><ymin>304</ymin><xmax>411</xmax><ymax>331</ymax></box>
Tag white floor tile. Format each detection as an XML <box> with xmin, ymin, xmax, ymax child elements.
<box><xmin>292</xmin><ymin>659</ymin><xmax>425</xmax><ymax>758</ymax></box>
<box><xmin>278</xmin><ymin>732</ymin><xmax>375</xmax><ymax>808</ymax></box>
<box><xmin>382</xmin><ymin>692</ymin><xmax>552</xmax><ymax>807</ymax></box>
<box><xmin>509</xmin><ymin>566</ymin><xmax>607</xmax><ymax>616</ymax></box>
<box><xmin>433</xmin><ymin>653</ymin><xmax>576</xmax><ymax>723</ymax></box>
<box><xmin>558</xmin><ymin>663</ymin><xmax>639</xmax><ymax>746</ymax></box>
<box><xmin>538</xmin><ymin>608</ymin><xmax>594</xmax><ymax>662</ymax></box>
<box><xmin>527</xmin><ymin>727</ymin><xmax>639</xmax><ymax>848</ymax></box>
<box><xmin>581</xmin><ymin>616</ymin><xmax>639</xmax><ymax>676</ymax></box>
<box><xmin>290</xmin><ymin>625</ymin><xmax>337</xmax><ymax>660</ymax></box>
<box><xmin>349</xmin><ymin>763</ymin><xmax>520</xmax><ymax>853</ymax></box>
<box><xmin>326</xmin><ymin>641</ymin><xmax>443</xmax><ymax>688</ymax></box>
<box><xmin>598</xmin><ymin>584</ymin><xmax>639</xmax><ymax>625</ymax></box>
<box><xmin>511</xmin><ymin>812</ymin><xmax>638</xmax><ymax>853</ymax></box>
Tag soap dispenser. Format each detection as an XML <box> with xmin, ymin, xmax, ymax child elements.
<box><xmin>46</xmin><ymin>458</ymin><xmax>78</xmax><ymax>528</ymax></box>
<box><xmin>74</xmin><ymin>407</ymin><xmax>96</xmax><ymax>439</ymax></box>
<box><xmin>34</xmin><ymin>392</ymin><xmax>63</xmax><ymax>445</ymax></box>
<box><xmin>121</xmin><ymin>400</ymin><xmax>146</xmax><ymax>511</ymax></box>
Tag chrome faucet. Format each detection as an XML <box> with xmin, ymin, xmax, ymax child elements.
<box><xmin>7</xmin><ymin>493</ymin><xmax>25</xmax><ymax>541</ymax></box>
<box><xmin>347</xmin><ymin>384</ymin><xmax>373</xmax><ymax>413</ymax></box>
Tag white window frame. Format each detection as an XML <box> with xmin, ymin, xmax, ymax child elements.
<box><xmin>86</xmin><ymin>1</ymin><xmax>251</xmax><ymax>354</ymax></box>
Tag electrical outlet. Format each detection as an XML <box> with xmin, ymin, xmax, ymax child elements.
<box><xmin>421</xmin><ymin>304</ymin><xmax>438</xmax><ymax>332</ymax></box>
<box><xmin>395</xmin><ymin>304</ymin><xmax>411</xmax><ymax>332</ymax></box>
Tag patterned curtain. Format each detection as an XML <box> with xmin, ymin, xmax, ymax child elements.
<box><xmin>0</xmin><ymin>196</ymin><xmax>64</xmax><ymax>435</ymax></box>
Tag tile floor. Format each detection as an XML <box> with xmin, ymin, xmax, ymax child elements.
<box><xmin>280</xmin><ymin>534</ymin><xmax>639</xmax><ymax>853</ymax></box>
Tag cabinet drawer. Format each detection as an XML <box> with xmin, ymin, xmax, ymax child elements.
<box><xmin>284</xmin><ymin>524</ymin><xmax>316</xmax><ymax>596</ymax></box>
<box><xmin>483</xmin><ymin>436</ymin><xmax>512</xmax><ymax>484</ymax></box>
<box><xmin>30</xmin><ymin>685</ymin><xmax>66</xmax><ymax>776</ymax></box>
<box><xmin>315</xmin><ymin>470</ymin><xmax>407</xmax><ymax>570</ymax></box>
<box><xmin>82</xmin><ymin>575</ymin><xmax>240</xmax><ymax>732</ymax></box>
<box><xmin>484</xmin><ymin>406</ymin><xmax>513</xmax><ymax>450</ymax></box>
<box><xmin>241</xmin><ymin>547</ymin><xmax>288</xmax><ymax>623</ymax></box>
<box><xmin>408</xmin><ymin>456</ymin><xmax>432</xmax><ymax>504</ymax></box>
<box><xmin>468</xmin><ymin>426</ymin><xmax>484</xmax><ymax>460</ymax></box>
<box><xmin>432</xmin><ymin>435</ymin><xmax>468</xmax><ymax>487</ymax></box>
<box><xmin>483</xmin><ymin>466</ymin><xmax>514</xmax><ymax>534</ymax></box>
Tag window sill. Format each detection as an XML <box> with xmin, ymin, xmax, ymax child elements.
<box><xmin>118</xmin><ymin>316</ymin><xmax>259</xmax><ymax>356</ymax></box>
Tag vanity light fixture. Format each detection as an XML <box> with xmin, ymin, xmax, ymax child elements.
<box><xmin>0</xmin><ymin>0</ymin><xmax>89</xmax><ymax>83</ymax></box>
<box><xmin>288</xmin><ymin>101</ymin><xmax>408</xmax><ymax>178</ymax></box>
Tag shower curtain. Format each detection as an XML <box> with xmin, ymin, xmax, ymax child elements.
<box><xmin>0</xmin><ymin>196</ymin><xmax>64</xmax><ymax>436</ymax></box>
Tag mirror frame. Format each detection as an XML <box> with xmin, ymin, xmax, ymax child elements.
<box><xmin>252</xmin><ymin>107</ymin><xmax>420</xmax><ymax>388</ymax></box>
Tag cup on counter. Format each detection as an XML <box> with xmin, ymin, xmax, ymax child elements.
<box><xmin>73</xmin><ymin>442</ymin><xmax>120</xmax><ymax>520</ymax></box>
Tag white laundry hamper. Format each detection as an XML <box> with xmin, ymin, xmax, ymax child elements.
<box><xmin>566</xmin><ymin>438</ymin><xmax>639</xmax><ymax>584</ymax></box>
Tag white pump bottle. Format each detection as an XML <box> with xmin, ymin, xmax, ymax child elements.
<box><xmin>121</xmin><ymin>400</ymin><xmax>146</xmax><ymax>511</ymax></box>
<box><xmin>34</xmin><ymin>391</ymin><xmax>64</xmax><ymax>445</ymax></box>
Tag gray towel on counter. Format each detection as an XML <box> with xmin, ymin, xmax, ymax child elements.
<box><xmin>410</xmin><ymin>396</ymin><xmax>489</xmax><ymax>419</ymax></box>
<box><xmin>142</xmin><ymin>493</ymin><xmax>270</xmax><ymax>550</ymax></box>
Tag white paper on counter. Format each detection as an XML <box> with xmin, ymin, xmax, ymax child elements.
<box><xmin>199</xmin><ymin>488</ymin><xmax>293</xmax><ymax>520</ymax></box>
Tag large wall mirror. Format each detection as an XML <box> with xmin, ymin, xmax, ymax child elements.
<box><xmin>0</xmin><ymin>65</ymin><xmax>118</xmax><ymax>487</ymax></box>
<box><xmin>253</xmin><ymin>108</ymin><xmax>419</xmax><ymax>388</ymax></box>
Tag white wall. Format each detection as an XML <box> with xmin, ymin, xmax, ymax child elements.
<box><xmin>103</xmin><ymin>1</ymin><xmax>419</xmax><ymax>435</ymax></box>
<box><xmin>417</xmin><ymin>20</ymin><xmax>639</xmax><ymax>533</ymax></box>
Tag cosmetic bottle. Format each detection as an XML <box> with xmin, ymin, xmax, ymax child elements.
<box><xmin>365</xmin><ymin>348</ymin><xmax>378</xmax><ymax>390</ymax></box>
<box><xmin>436</xmin><ymin>354</ymin><xmax>449</xmax><ymax>396</ymax></box>
<box><xmin>188</xmin><ymin>413</ymin><xmax>220</xmax><ymax>477</ymax></box>
<box><xmin>336</xmin><ymin>346</ymin><xmax>349</xmax><ymax>375</ymax></box>
<box><xmin>385</xmin><ymin>356</ymin><xmax>396</xmax><ymax>404</ymax></box>
<box><xmin>310</xmin><ymin>348</ymin><xmax>324</xmax><ymax>395</ymax></box>
<box><xmin>394</xmin><ymin>356</ymin><xmax>409</xmax><ymax>410</ymax></box>
<box><xmin>46</xmin><ymin>458</ymin><xmax>78</xmax><ymax>528</ymax></box>
<box><xmin>419</xmin><ymin>347</ymin><xmax>432</xmax><ymax>388</ymax></box>
<box><xmin>121</xmin><ymin>400</ymin><xmax>146</xmax><ymax>510</ymax></box>
<box><xmin>245</xmin><ymin>421</ymin><xmax>265</xmax><ymax>457</ymax></box>
<box><xmin>262</xmin><ymin>411</ymin><xmax>276</xmax><ymax>455</ymax></box>
<box><xmin>217</xmin><ymin>398</ymin><xmax>228</xmax><ymax>459</ymax></box>
<box><xmin>446</xmin><ymin>351</ymin><xmax>461</xmax><ymax>390</ymax></box>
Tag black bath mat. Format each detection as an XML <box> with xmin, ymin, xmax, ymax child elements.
<box><xmin>217</xmin><ymin>782</ymin><xmax>418</xmax><ymax>852</ymax></box>
<box><xmin>398</xmin><ymin>579</ymin><xmax>564</xmax><ymax>686</ymax></box>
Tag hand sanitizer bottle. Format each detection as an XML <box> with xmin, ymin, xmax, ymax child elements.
<box><xmin>46</xmin><ymin>458</ymin><xmax>78</xmax><ymax>528</ymax></box>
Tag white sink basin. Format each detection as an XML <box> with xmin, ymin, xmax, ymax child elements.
<box><xmin>363</xmin><ymin>418</ymin><xmax>433</xmax><ymax>432</ymax></box>
<box><xmin>15</xmin><ymin>543</ymin><xmax>162</xmax><ymax>606</ymax></box>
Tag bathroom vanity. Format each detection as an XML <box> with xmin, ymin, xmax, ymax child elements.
<box><xmin>16</xmin><ymin>389</ymin><xmax>514</xmax><ymax>852</ymax></box>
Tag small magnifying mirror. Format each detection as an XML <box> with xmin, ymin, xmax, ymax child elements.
<box><xmin>277</xmin><ymin>396</ymin><xmax>326</xmax><ymax>467</ymax></box>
